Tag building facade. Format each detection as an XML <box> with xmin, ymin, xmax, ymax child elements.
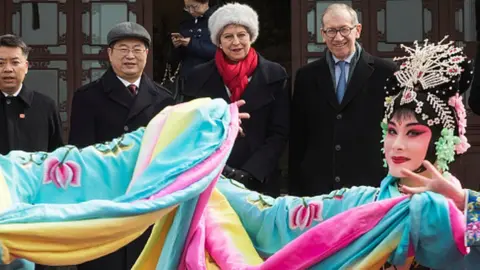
<box><xmin>0</xmin><ymin>0</ymin><xmax>478</xmax><ymax>189</ymax></box>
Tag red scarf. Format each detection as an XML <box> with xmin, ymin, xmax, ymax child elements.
<box><xmin>215</xmin><ymin>47</ymin><xmax>258</xmax><ymax>102</ymax></box>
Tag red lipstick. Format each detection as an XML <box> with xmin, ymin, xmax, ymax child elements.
<box><xmin>391</xmin><ymin>156</ymin><xmax>410</xmax><ymax>164</ymax></box>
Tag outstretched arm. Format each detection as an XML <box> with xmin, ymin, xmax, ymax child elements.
<box><xmin>1</xmin><ymin>128</ymin><xmax>144</xmax><ymax>205</ymax></box>
<box><xmin>215</xmin><ymin>177</ymin><xmax>379</xmax><ymax>257</ymax></box>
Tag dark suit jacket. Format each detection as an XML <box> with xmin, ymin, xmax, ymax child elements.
<box><xmin>289</xmin><ymin>50</ymin><xmax>397</xmax><ymax>196</ymax></box>
<box><xmin>0</xmin><ymin>85</ymin><xmax>63</xmax><ymax>155</ymax></box>
<box><xmin>69</xmin><ymin>67</ymin><xmax>175</xmax><ymax>148</ymax></box>
<box><xmin>183</xmin><ymin>54</ymin><xmax>290</xmax><ymax>195</ymax></box>
<box><xmin>68</xmin><ymin>67</ymin><xmax>174</xmax><ymax>270</ymax></box>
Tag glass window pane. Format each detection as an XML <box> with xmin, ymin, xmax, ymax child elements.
<box><xmin>460</xmin><ymin>0</ymin><xmax>476</xmax><ymax>41</ymax></box>
<box><xmin>82</xmin><ymin>1</ymin><xmax>139</xmax><ymax>53</ymax></box>
<box><xmin>386</xmin><ymin>0</ymin><xmax>423</xmax><ymax>42</ymax></box>
<box><xmin>82</xmin><ymin>60</ymin><xmax>109</xmax><ymax>85</ymax></box>
<box><xmin>307</xmin><ymin>43</ymin><xmax>327</xmax><ymax>53</ymax></box>
<box><xmin>91</xmin><ymin>3</ymin><xmax>128</xmax><ymax>44</ymax></box>
<box><xmin>13</xmin><ymin>3</ymin><xmax>58</xmax><ymax>45</ymax></box>
<box><xmin>307</xmin><ymin>8</ymin><xmax>315</xmax><ymax>40</ymax></box>
<box><xmin>24</xmin><ymin>61</ymin><xmax>68</xmax><ymax>121</ymax></box>
<box><xmin>11</xmin><ymin>2</ymin><xmax>68</xmax><ymax>54</ymax></box>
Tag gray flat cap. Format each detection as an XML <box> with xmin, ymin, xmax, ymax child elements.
<box><xmin>107</xmin><ymin>22</ymin><xmax>151</xmax><ymax>47</ymax></box>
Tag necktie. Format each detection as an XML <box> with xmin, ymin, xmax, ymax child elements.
<box><xmin>336</xmin><ymin>61</ymin><xmax>346</xmax><ymax>103</ymax></box>
<box><xmin>127</xmin><ymin>84</ymin><xmax>138</xmax><ymax>96</ymax></box>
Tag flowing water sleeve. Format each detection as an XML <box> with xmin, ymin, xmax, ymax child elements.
<box><xmin>0</xmin><ymin>98</ymin><xmax>239</xmax><ymax>269</ymax></box>
<box><xmin>212</xmin><ymin>177</ymin><xmax>471</xmax><ymax>269</ymax></box>
<box><xmin>214</xmin><ymin>178</ymin><xmax>378</xmax><ymax>257</ymax></box>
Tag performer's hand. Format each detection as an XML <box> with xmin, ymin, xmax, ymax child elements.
<box><xmin>398</xmin><ymin>160</ymin><xmax>466</xmax><ymax>210</ymax></box>
<box><xmin>235</xmin><ymin>100</ymin><xmax>250</xmax><ymax>137</ymax></box>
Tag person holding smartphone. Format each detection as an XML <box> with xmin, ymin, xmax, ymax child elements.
<box><xmin>169</xmin><ymin>0</ymin><xmax>217</xmax><ymax>80</ymax></box>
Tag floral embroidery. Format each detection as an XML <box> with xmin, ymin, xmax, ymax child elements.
<box><xmin>246</xmin><ymin>194</ymin><xmax>273</xmax><ymax>211</ymax></box>
<box><xmin>93</xmin><ymin>135</ymin><xmax>133</xmax><ymax>156</ymax></box>
<box><xmin>17</xmin><ymin>152</ymin><xmax>49</xmax><ymax>167</ymax></box>
<box><xmin>43</xmin><ymin>147</ymin><xmax>81</xmax><ymax>189</ymax></box>
<box><xmin>466</xmin><ymin>190</ymin><xmax>480</xmax><ymax>246</ymax></box>
<box><xmin>289</xmin><ymin>198</ymin><xmax>323</xmax><ymax>230</ymax></box>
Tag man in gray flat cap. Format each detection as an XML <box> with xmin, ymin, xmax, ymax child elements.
<box><xmin>69</xmin><ymin>21</ymin><xmax>174</xmax><ymax>148</ymax></box>
<box><xmin>69</xmin><ymin>21</ymin><xmax>174</xmax><ymax>270</ymax></box>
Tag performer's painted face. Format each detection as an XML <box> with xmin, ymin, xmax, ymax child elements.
<box><xmin>384</xmin><ymin>110</ymin><xmax>432</xmax><ymax>178</ymax></box>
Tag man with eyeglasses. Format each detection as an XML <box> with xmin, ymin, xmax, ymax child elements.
<box><xmin>69</xmin><ymin>22</ymin><xmax>174</xmax><ymax>270</ymax></box>
<box><xmin>289</xmin><ymin>3</ymin><xmax>397</xmax><ymax>196</ymax></box>
<box><xmin>69</xmin><ymin>21</ymin><xmax>174</xmax><ymax>148</ymax></box>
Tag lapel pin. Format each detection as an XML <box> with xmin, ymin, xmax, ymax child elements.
<box><xmin>19</xmin><ymin>113</ymin><xmax>25</xmax><ymax>119</ymax></box>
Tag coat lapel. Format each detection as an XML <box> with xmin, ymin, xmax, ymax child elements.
<box><xmin>126</xmin><ymin>74</ymin><xmax>157</xmax><ymax>121</ymax></box>
<box><xmin>338</xmin><ymin>52</ymin><xmax>374</xmax><ymax>111</ymax></box>
<box><xmin>240</xmin><ymin>55</ymin><xmax>288</xmax><ymax>112</ymax></box>
<box><xmin>315</xmin><ymin>58</ymin><xmax>338</xmax><ymax>109</ymax></box>
<box><xmin>208</xmin><ymin>73</ymin><xmax>231</xmax><ymax>102</ymax></box>
<box><xmin>17</xmin><ymin>85</ymin><xmax>34</xmax><ymax>108</ymax></box>
<box><xmin>102</xmin><ymin>68</ymin><xmax>133</xmax><ymax>109</ymax></box>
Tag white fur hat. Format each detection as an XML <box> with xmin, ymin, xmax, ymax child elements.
<box><xmin>208</xmin><ymin>3</ymin><xmax>259</xmax><ymax>46</ymax></box>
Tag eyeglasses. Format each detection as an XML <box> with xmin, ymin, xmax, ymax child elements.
<box><xmin>184</xmin><ymin>4</ymin><xmax>200</xmax><ymax>12</ymax></box>
<box><xmin>322</xmin><ymin>25</ymin><xmax>357</xmax><ymax>38</ymax></box>
<box><xmin>112</xmin><ymin>47</ymin><xmax>147</xmax><ymax>56</ymax></box>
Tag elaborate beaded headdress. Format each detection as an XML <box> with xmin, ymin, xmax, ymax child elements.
<box><xmin>382</xmin><ymin>36</ymin><xmax>473</xmax><ymax>172</ymax></box>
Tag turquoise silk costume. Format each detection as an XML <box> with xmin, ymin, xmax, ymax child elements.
<box><xmin>217</xmin><ymin>176</ymin><xmax>480</xmax><ymax>269</ymax></box>
<box><xmin>0</xmin><ymin>98</ymin><xmax>478</xmax><ymax>269</ymax></box>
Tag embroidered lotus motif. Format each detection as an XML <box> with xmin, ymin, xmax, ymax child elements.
<box><xmin>289</xmin><ymin>199</ymin><xmax>323</xmax><ymax>230</ymax></box>
<box><xmin>43</xmin><ymin>157</ymin><xmax>81</xmax><ymax>189</ymax></box>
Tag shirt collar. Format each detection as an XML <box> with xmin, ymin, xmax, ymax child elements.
<box><xmin>117</xmin><ymin>76</ymin><xmax>141</xmax><ymax>88</ymax></box>
<box><xmin>2</xmin><ymin>83</ymin><xmax>23</xmax><ymax>97</ymax></box>
<box><xmin>332</xmin><ymin>50</ymin><xmax>356</xmax><ymax>64</ymax></box>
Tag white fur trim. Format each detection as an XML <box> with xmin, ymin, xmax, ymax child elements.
<box><xmin>208</xmin><ymin>3</ymin><xmax>259</xmax><ymax>46</ymax></box>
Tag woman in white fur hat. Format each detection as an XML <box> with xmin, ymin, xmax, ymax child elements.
<box><xmin>182</xmin><ymin>2</ymin><xmax>290</xmax><ymax>196</ymax></box>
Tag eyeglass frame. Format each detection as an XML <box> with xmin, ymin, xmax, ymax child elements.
<box><xmin>321</xmin><ymin>25</ymin><xmax>358</xmax><ymax>38</ymax></box>
<box><xmin>111</xmin><ymin>47</ymin><xmax>147</xmax><ymax>56</ymax></box>
<box><xmin>184</xmin><ymin>4</ymin><xmax>200</xmax><ymax>12</ymax></box>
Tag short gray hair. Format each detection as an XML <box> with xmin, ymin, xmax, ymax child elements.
<box><xmin>321</xmin><ymin>3</ymin><xmax>359</xmax><ymax>28</ymax></box>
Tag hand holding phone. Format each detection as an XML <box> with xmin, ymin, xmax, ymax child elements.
<box><xmin>171</xmin><ymin>33</ymin><xmax>183</xmax><ymax>39</ymax></box>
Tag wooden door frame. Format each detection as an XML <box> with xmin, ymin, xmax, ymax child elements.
<box><xmin>143</xmin><ymin>0</ymin><xmax>154</xmax><ymax>77</ymax></box>
<box><xmin>290</xmin><ymin>0</ymin><xmax>303</xmax><ymax>85</ymax></box>
<box><xmin>0</xmin><ymin>1</ymin><xmax>5</xmax><ymax>35</ymax></box>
